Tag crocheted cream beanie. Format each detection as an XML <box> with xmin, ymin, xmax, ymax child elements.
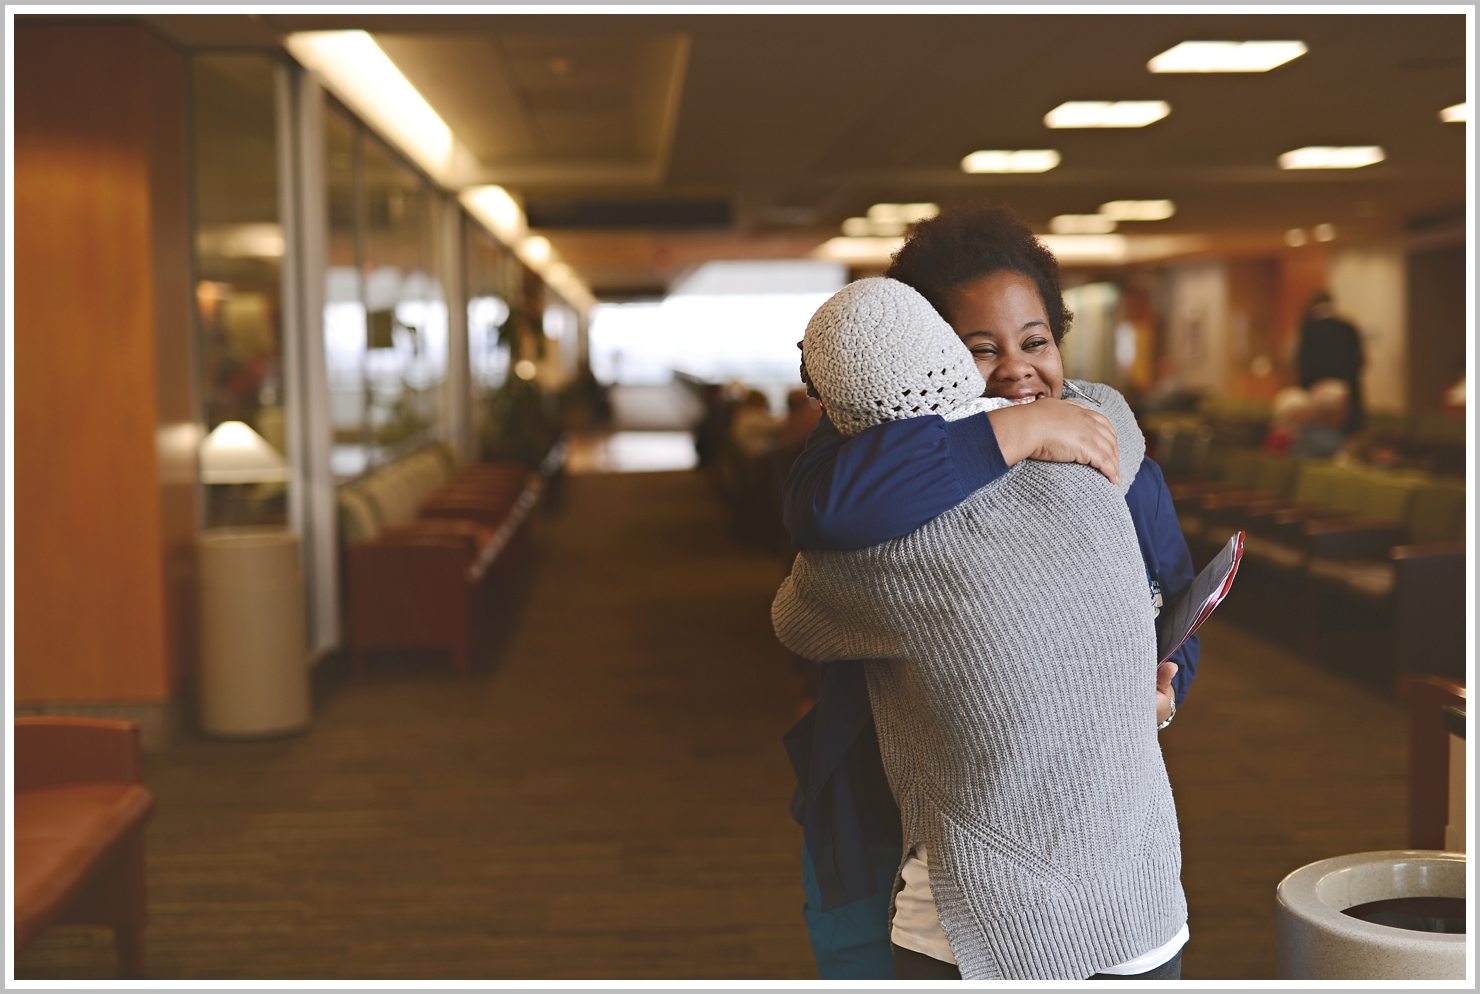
<box><xmin>802</xmin><ymin>276</ymin><xmax>1002</xmax><ymax>437</ymax></box>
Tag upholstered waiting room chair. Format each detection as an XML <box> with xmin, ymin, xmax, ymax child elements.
<box><xmin>14</xmin><ymin>717</ymin><xmax>155</xmax><ymax>978</ymax></box>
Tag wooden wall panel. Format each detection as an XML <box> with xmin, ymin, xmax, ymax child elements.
<box><xmin>1404</xmin><ymin>242</ymin><xmax>1467</xmax><ymax>414</ymax></box>
<box><xmin>145</xmin><ymin>33</ymin><xmax>201</xmax><ymax>692</ymax></box>
<box><xmin>1273</xmin><ymin>244</ymin><xmax>1332</xmax><ymax>379</ymax></box>
<box><xmin>15</xmin><ymin>25</ymin><xmax>187</xmax><ymax>703</ymax></box>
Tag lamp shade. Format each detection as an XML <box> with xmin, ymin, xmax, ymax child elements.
<box><xmin>200</xmin><ymin>420</ymin><xmax>289</xmax><ymax>484</ymax></box>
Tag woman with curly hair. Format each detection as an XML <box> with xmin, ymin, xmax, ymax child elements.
<box><xmin>780</xmin><ymin>204</ymin><xmax>1200</xmax><ymax>980</ymax></box>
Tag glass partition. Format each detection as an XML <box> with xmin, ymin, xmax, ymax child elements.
<box><xmin>321</xmin><ymin>101</ymin><xmax>449</xmax><ymax>479</ymax></box>
<box><xmin>466</xmin><ymin>221</ymin><xmax>515</xmax><ymax>445</ymax></box>
<box><xmin>191</xmin><ymin>54</ymin><xmax>289</xmax><ymax>527</ymax></box>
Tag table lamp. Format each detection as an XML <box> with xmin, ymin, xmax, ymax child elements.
<box><xmin>200</xmin><ymin>420</ymin><xmax>288</xmax><ymax>484</ymax></box>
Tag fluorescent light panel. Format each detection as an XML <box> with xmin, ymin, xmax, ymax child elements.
<box><xmin>960</xmin><ymin>149</ymin><xmax>1061</xmax><ymax>174</ymax></box>
<box><xmin>814</xmin><ymin>236</ymin><xmax>906</xmax><ymax>264</ymax></box>
<box><xmin>1279</xmin><ymin>146</ymin><xmax>1385</xmax><ymax>169</ymax></box>
<box><xmin>867</xmin><ymin>203</ymin><xmax>939</xmax><ymax>224</ymax></box>
<box><xmin>843</xmin><ymin>217</ymin><xmax>906</xmax><ymax>237</ymax></box>
<box><xmin>1148</xmin><ymin>40</ymin><xmax>1307</xmax><ymax>73</ymax></box>
<box><xmin>1036</xmin><ymin>235</ymin><xmax>1128</xmax><ymax>263</ymax></box>
<box><xmin>1049</xmin><ymin>214</ymin><xmax>1117</xmax><ymax>235</ymax></box>
<box><xmin>1100</xmin><ymin>200</ymin><xmax>1176</xmax><ymax>222</ymax></box>
<box><xmin>287</xmin><ymin>32</ymin><xmax>454</xmax><ymax>181</ymax></box>
<box><xmin>461</xmin><ymin>186</ymin><xmax>527</xmax><ymax>245</ymax></box>
<box><xmin>520</xmin><ymin>235</ymin><xmax>552</xmax><ymax>266</ymax></box>
<box><xmin>1045</xmin><ymin>101</ymin><xmax>1169</xmax><ymax>129</ymax></box>
<box><xmin>1440</xmin><ymin>103</ymin><xmax>1467</xmax><ymax>123</ymax></box>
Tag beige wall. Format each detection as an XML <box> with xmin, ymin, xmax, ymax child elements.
<box><xmin>1159</xmin><ymin>260</ymin><xmax>1231</xmax><ymax>395</ymax></box>
<box><xmin>1328</xmin><ymin>240</ymin><xmax>1408</xmax><ymax>415</ymax></box>
<box><xmin>15</xmin><ymin>24</ymin><xmax>196</xmax><ymax>705</ymax></box>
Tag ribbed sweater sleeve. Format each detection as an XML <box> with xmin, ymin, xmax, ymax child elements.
<box><xmin>782</xmin><ymin>412</ymin><xmax>1008</xmax><ymax>551</ymax></box>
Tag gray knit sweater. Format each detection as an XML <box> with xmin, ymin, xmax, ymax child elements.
<box><xmin>772</xmin><ymin>381</ymin><xmax>1186</xmax><ymax>980</ymax></box>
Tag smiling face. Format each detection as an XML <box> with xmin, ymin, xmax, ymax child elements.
<box><xmin>945</xmin><ymin>270</ymin><xmax>1066</xmax><ymax>402</ymax></box>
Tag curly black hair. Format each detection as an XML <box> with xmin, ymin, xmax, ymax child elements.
<box><xmin>883</xmin><ymin>203</ymin><xmax>1073</xmax><ymax>343</ymax></box>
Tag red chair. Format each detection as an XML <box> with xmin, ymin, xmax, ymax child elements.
<box><xmin>14</xmin><ymin>717</ymin><xmax>155</xmax><ymax>977</ymax></box>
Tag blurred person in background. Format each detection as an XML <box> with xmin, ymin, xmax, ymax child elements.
<box><xmin>729</xmin><ymin>388</ymin><xmax>781</xmax><ymax>457</ymax></box>
<box><xmin>1263</xmin><ymin>386</ymin><xmax>1313</xmax><ymax>456</ymax></box>
<box><xmin>775</xmin><ymin>387</ymin><xmax>823</xmax><ymax>451</ymax></box>
<box><xmin>781</xmin><ymin>204</ymin><xmax>1200</xmax><ymax>980</ymax></box>
<box><xmin>1441</xmin><ymin>367</ymin><xmax>1465</xmax><ymax>417</ymax></box>
<box><xmin>1140</xmin><ymin>355</ymin><xmax>1203</xmax><ymax>414</ymax></box>
<box><xmin>1296</xmin><ymin>291</ymin><xmax>1365</xmax><ymax>433</ymax></box>
<box><xmin>1291</xmin><ymin>379</ymin><xmax>1351</xmax><ymax>459</ymax></box>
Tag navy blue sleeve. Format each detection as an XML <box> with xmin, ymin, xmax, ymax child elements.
<box><xmin>1127</xmin><ymin>458</ymin><xmax>1200</xmax><ymax>705</ymax></box>
<box><xmin>782</xmin><ymin>411</ymin><xmax>1009</xmax><ymax>551</ymax></box>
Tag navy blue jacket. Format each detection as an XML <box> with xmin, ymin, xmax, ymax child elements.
<box><xmin>782</xmin><ymin>409</ymin><xmax>1200</xmax><ymax>910</ymax></box>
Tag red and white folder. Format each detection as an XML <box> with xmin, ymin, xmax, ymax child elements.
<box><xmin>1158</xmin><ymin>531</ymin><xmax>1245</xmax><ymax>664</ymax></box>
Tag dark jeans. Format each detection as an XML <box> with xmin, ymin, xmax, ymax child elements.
<box><xmin>892</xmin><ymin>944</ymin><xmax>1183</xmax><ymax>981</ymax></box>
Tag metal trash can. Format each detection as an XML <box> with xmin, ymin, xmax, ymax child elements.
<box><xmin>196</xmin><ymin>527</ymin><xmax>310</xmax><ymax>738</ymax></box>
<box><xmin>1275</xmin><ymin>850</ymin><xmax>1466</xmax><ymax>979</ymax></box>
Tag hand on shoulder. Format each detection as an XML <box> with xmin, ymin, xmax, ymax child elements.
<box><xmin>986</xmin><ymin>396</ymin><xmax>1121</xmax><ymax>487</ymax></box>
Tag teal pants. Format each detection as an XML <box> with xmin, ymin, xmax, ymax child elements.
<box><xmin>800</xmin><ymin>843</ymin><xmax>898</xmax><ymax>980</ymax></box>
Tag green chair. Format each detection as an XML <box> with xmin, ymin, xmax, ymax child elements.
<box><xmin>1303</xmin><ymin>473</ymin><xmax>1466</xmax><ymax>683</ymax></box>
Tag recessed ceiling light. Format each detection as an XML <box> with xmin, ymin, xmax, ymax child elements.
<box><xmin>1036</xmin><ymin>235</ymin><xmax>1128</xmax><ymax>263</ymax></box>
<box><xmin>867</xmin><ymin>202</ymin><xmax>939</xmax><ymax>225</ymax></box>
<box><xmin>462</xmin><ymin>185</ymin><xmax>527</xmax><ymax>245</ymax></box>
<box><xmin>1440</xmin><ymin>103</ymin><xmax>1467</xmax><ymax>123</ymax></box>
<box><xmin>960</xmin><ymin>149</ymin><xmax>1061</xmax><ymax>174</ymax></box>
<box><xmin>1099</xmin><ymin>200</ymin><xmax>1176</xmax><ymax>222</ymax></box>
<box><xmin>520</xmin><ymin>235</ymin><xmax>552</xmax><ymax>266</ymax></box>
<box><xmin>1285</xmin><ymin>228</ymin><xmax>1308</xmax><ymax>247</ymax></box>
<box><xmin>1049</xmin><ymin>214</ymin><xmax>1117</xmax><ymax>235</ymax></box>
<box><xmin>1278</xmin><ymin>146</ymin><xmax>1385</xmax><ymax>169</ymax></box>
<box><xmin>843</xmin><ymin>217</ymin><xmax>905</xmax><ymax>237</ymax></box>
<box><xmin>814</xmin><ymin>236</ymin><xmax>907</xmax><ymax>264</ymax></box>
<box><xmin>1313</xmin><ymin>223</ymin><xmax>1336</xmax><ymax>242</ymax></box>
<box><xmin>1045</xmin><ymin>101</ymin><xmax>1169</xmax><ymax>129</ymax></box>
<box><xmin>1148</xmin><ymin>40</ymin><xmax>1307</xmax><ymax>73</ymax></box>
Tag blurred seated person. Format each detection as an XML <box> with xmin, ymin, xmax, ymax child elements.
<box><xmin>1263</xmin><ymin>386</ymin><xmax>1312</xmax><ymax>456</ymax></box>
<box><xmin>1442</xmin><ymin>374</ymin><xmax>1465</xmax><ymax>417</ymax></box>
<box><xmin>775</xmin><ymin>387</ymin><xmax>823</xmax><ymax>451</ymax></box>
<box><xmin>1140</xmin><ymin>357</ymin><xmax>1203</xmax><ymax>414</ymax></box>
<box><xmin>1290</xmin><ymin>379</ymin><xmax>1350</xmax><ymax>459</ymax></box>
<box><xmin>730</xmin><ymin>389</ymin><xmax>781</xmax><ymax>458</ymax></box>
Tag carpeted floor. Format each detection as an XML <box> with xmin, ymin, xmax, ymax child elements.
<box><xmin>15</xmin><ymin>467</ymin><xmax>1409</xmax><ymax>981</ymax></box>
